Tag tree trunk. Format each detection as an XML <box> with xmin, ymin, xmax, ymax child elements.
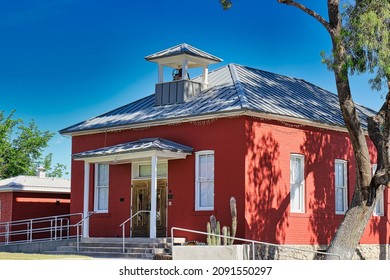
<box><xmin>326</xmin><ymin>186</ymin><xmax>382</xmax><ymax>259</ymax></box>
<box><xmin>327</xmin><ymin>89</ymin><xmax>390</xmax><ymax>259</ymax></box>
<box><xmin>278</xmin><ymin>0</ymin><xmax>390</xmax><ymax>259</ymax></box>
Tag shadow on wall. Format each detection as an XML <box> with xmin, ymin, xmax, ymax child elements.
<box><xmin>300</xmin><ymin>130</ymin><xmax>350</xmax><ymax>245</ymax></box>
<box><xmin>245</xmin><ymin>121</ymin><xmax>288</xmax><ymax>244</ymax></box>
<box><xmin>367</xmin><ymin>140</ymin><xmax>387</xmax><ymax>259</ymax></box>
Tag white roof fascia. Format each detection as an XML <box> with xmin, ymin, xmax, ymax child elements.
<box><xmin>61</xmin><ymin>111</ymin><xmax>244</xmax><ymax>137</ymax></box>
<box><xmin>62</xmin><ymin>108</ymin><xmax>357</xmax><ymax>138</ymax></box>
<box><xmin>148</xmin><ymin>54</ymin><xmax>218</xmax><ymax>69</ymax></box>
<box><xmin>74</xmin><ymin>149</ymin><xmax>190</xmax><ymax>164</ymax></box>
<box><xmin>0</xmin><ymin>186</ymin><xmax>70</xmax><ymax>193</ymax></box>
<box><xmin>245</xmin><ymin>111</ymin><xmax>350</xmax><ymax>134</ymax></box>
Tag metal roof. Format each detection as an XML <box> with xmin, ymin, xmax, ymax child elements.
<box><xmin>145</xmin><ymin>43</ymin><xmax>223</xmax><ymax>63</ymax></box>
<box><xmin>0</xmin><ymin>176</ymin><xmax>70</xmax><ymax>193</ymax></box>
<box><xmin>73</xmin><ymin>138</ymin><xmax>193</xmax><ymax>159</ymax></box>
<box><xmin>60</xmin><ymin>64</ymin><xmax>376</xmax><ymax>135</ymax></box>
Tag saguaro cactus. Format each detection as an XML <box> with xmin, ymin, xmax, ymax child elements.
<box><xmin>206</xmin><ymin>197</ymin><xmax>237</xmax><ymax>246</ymax></box>
<box><xmin>229</xmin><ymin>196</ymin><xmax>237</xmax><ymax>245</ymax></box>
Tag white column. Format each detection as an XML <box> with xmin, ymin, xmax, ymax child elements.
<box><xmin>83</xmin><ymin>162</ymin><xmax>90</xmax><ymax>238</ymax></box>
<box><xmin>158</xmin><ymin>64</ymin><xmax>163</xmax><ymax>83</ymax></box>
<box><xmin>202</xmin><ymin>65</ymin><xmax>209</xmax><ymax>85</ymax></box>
<box><xmin>182</xmin><ymin>58</ymin><xmax>188</xmax><ymax>80</ymax></box>
<box><xmin>150</xmin><ymin>155</ymin><xmax>158</xmax><ymax>239</ymax></box>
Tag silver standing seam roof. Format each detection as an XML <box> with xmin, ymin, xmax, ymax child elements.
<box><xmin>60</xmin><ymin>63</ymin><xmax>376</xmax><ymax>135</ymax></box>
<box><xmin>0</xmin><ymin>176</ymin><xmax>70</xmax><ymax>193</ymax></box>
<box><xmin>73</xmin><ymin>138</ymin><xmax>193</xmax><ymax>159</ymax></box>
<box><xmin>145</xmin><ymin>43</ymin><xmax>223</xmax><ymax>63</ymax></box>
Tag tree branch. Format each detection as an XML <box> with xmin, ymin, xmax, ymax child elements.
<box><xmin>367</xmin><ymin>88</ymin><xmax>390</xmax><ymax>205</ymax></box>
<box><xmin>277</xmin><ymin>0</ymin><xmax>332</xmax><ymax>33</ymax></box>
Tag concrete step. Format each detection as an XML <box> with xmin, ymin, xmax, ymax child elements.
<box><xmin>56</xmin><ymin>245</ymin><xmax>165</xmax><ymax>254</ymax></box>
<box><xmin>68</xmin><ymin>242</ymin><xmax>165</xmax><ymax>249</ymax></box>
<box><xmin>81</xmin><ymin>237</ymin><xmax>185</xmax><ymax>244</ymax></box>
<box><xmin>45</xmin><ymin>250</ymin><xmax>155</xmax><ymax>259</ymax></box>
<box><xmin>45</xmin><ymin>237</ymin><xmax>181</xmax><ymax>259</ymax></box>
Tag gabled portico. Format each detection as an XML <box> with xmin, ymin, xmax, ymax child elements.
<box><xmin>73</xmin><ymin>138</ymin><xmax>192</xmax><ymax>239</ymax></box>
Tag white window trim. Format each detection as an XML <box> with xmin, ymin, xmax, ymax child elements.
<box><xmin>290</xmin><ymin>154</ymin><xmax>305</xmax><ymax>213</ymax></box>
<box><xmin>195</xmin><ymin>150</ymin><xmax>214</xmax><ymax>211</ymax></box>
<box><xmin>94</xmin><ymin>163</ymin><xmax>109</xmax><ymax>213</ymax></box>
<box><xmin>335</xmin><ymin>159</ymin><xmax>348</xmax><ymax>215</ymax></box>
<box><xmin>372</xmin><ymin>164</ymin><xmax>384</xmax><ymax>216</ymax></box>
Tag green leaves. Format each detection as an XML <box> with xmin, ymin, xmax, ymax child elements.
<box><xmin>0</xmin><ymin>111</ymin><xmax>65</xmax><ymax>179</ymax></box>
<box><xmin>342</xmin><ymin>0</ymin><xmax>390</xmax><ymax>90</ymax></box>
<box><xmin>220</xmin><ymin>0</ymin><xmax>232</xmax><ymax>10</ymax></box>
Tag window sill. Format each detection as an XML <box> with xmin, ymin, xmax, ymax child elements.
<box><xmin>289</xmin><ymin>212</ymin><xmax>309</xmax><ymax>218</ymax></box>
<box><xmin>191</xmin><ymin>210</ymin><xmax>215</xmax><ymax>216</ymax></box>
<box><xmin>91</xmin><ymin>211</ymin><xmax>110</xmax><ymax>218</ymax></box>
<box><xmin>372</xmin><ymin>214</ymin><xmax>385</xmax><ymax>217</ymax></box>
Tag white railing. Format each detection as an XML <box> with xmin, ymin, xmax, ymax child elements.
<box><xmin>0</xmin><ymin>213</ymin><xmax>83</xmax><ymax>246</ymax></box>
<box><xmin>171</xmin><ymin>227</ymin><xmax>341</xmax><ymax>260</ymax></box>
<box><xmin>119</xmin><ymin>210</ymin><xmax>150</xmax><ymax>253</ymax></box>
<box><xmin>74</xmin><ymin>211</ymin><xmax>95</xmax><ymax>252</ymax></box>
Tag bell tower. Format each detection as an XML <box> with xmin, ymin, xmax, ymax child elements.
<box><xmin>145</xmin><ymin>43</ymin><xmax>222</xmax><ymax>106</ymax></box>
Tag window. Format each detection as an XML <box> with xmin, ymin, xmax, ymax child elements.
<box><xmin>95</xmin><ymin>163</ymin><xmax>109</xmax><ymax>212</ymax></box>
<box><xmin>372</xmin><ymin>164</ymin><xmax>384</xmax><ymax>216</ymax></box>
<box><xmin>135</xmin><ymin>162</ymin><xmax>168</xmax><ymax>179</ymax></box>
<box><xmin>335</xmin><ymin>160</ymin><xmax>348</xmax><ymax>214</ymax></box>
<box><xmin>290</xmin><ymin>154</ymin><xmax>305</xmax><ymax>213</ymax></box>
<box><xmin>195</xmin><ymin>151</ymin><xmax>214</xmax><ymax>211</ymax></box>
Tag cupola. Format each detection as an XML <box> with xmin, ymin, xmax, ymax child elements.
<box><xmin>145</xmin><ymin>43</ymin><xmax>222</xmax><ymax>106</ymax></box>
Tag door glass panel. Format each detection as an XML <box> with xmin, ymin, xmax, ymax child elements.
<box><xmin>132</xmin><ymin>179</ymin><xmax>167</xmax><ymax>237</ymax></box>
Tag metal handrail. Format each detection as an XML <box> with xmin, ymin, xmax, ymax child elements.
<box><xmin>73</xmin><ymin>211</ymin><xmax>95</xmax><ymax>252</ymax></box>
<box><xmin>0</xmin><ymin>213</ymin><xmax>83</xmax><ymax>246</ymax></box>
<box><xmin>0</xmin><ymin>213</ymin><xmax>80</xmax><ymax>227</ymax></box>
<box><xmin>119</xmin><ymin>210</ymin><xmax>150</xmax><ymax>253</ymax></box>
<box><xmin>171</xmin><ymin>227</ymin><xmax>341</xmax><ymax>260</ymax></box>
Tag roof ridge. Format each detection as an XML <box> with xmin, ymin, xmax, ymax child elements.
<box><xmin>228</xmin><ymin>64</ymin><xmax>249</xmax><ymax>109</ymax></box>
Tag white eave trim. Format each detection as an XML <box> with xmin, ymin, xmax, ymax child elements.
<box><xmin>62</xmin><ymin>109</ymin><xmax>359</xmax><ymax>137</ymax></box>
<box><xmin>74</xmin><ymin>149</ymin><xmax>191</xmax><ymax>164</ymax></box>
<box><xmin>0</xmin><ymin>186</ymin><xmax>70</xmax><ymax>193</ymax></box>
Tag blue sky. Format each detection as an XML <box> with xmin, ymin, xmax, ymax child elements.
<box><xmin>0</xmin><ymin>0</ymin><xmax>385</xmax><ymax>178</ymax></box>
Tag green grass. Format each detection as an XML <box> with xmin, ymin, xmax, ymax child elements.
<box><xmin>0</xmin><ymin>252</ymin><xmax>92</xmax><ymax>260</ymax></box>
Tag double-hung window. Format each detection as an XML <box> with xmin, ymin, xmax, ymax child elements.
<box><xmin>335</xmin><ymin>160</ymin><xmax>348</xmax><ymax>214</ymax></box>
<box><xmin>290</xmin><ymin>154</ymin><xmax>305</xmax><ymax>213</ymax></box>
<box><xmin>195</xmin><ymin>151</ymin><xmax>214</xmax><ymax>211</ymax></box>
<box><xmin>95</xmin><ymin>163</ymin><xmax>109</xmax><ymax>212</ymax></box>
<box><xmin>372</xmin><ymin>164</ymin><xmax>384</xmax><ymax>216</ymax></box>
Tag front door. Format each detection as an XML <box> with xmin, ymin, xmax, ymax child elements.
<box><xmin>131</xmin><ymin>179</ymin><xmax>167</xmax><ymax>237</ymax></box>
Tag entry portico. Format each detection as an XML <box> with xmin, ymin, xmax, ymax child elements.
<box><xmin>73</xmin><ymin>138</ymin><xmax>193</xmax><ymax>239</ymax></box>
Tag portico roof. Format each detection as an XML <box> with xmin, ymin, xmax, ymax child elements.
<box><xmin>73</xmin><ymin>137</ymin><xmax>193</xmax><ymax>163</ymax></box>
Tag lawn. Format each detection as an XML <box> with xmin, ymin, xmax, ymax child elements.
<box><xmin>0</xmin><ymin>252</ymin><xmax>92</xmax><ymax>260</ymax></box>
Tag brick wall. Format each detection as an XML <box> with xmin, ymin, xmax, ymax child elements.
<box><xmin>244</xmin><ymin>116</ymin><xmax>386</xmax><ymax>246</ymax></box>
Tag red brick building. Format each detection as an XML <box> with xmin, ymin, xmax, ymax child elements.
<box><xmin>0</xmin><ymin>167</ymin><xmax>70</xmax><ymax>223</ymax></box>
<box><xmin>60</xmin><ymin>44</ymin><xmax>387</xmax><ymax>257</ymax></box>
